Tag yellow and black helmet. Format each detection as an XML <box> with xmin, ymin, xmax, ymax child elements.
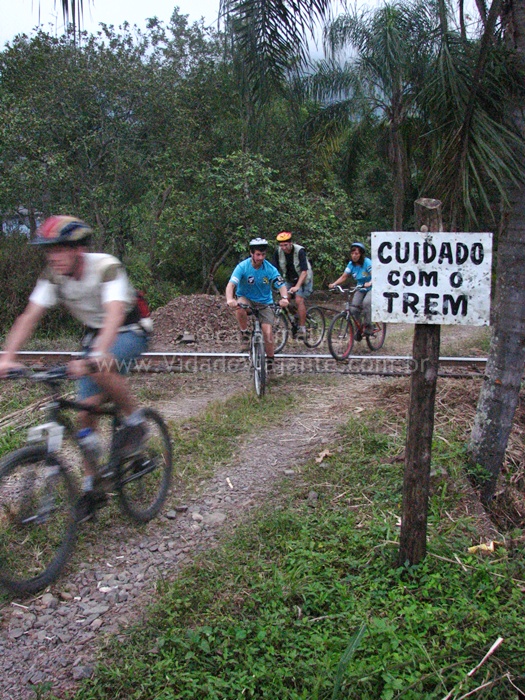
<box><xmin>276</xmin><ymin>231</ymin><xmax>292</xmax><ymax>242</ymax></box>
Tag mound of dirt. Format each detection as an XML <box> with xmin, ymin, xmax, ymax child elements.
<box><xmin>150</xmin><ymin>294</ymin><xmax>239</xmax><ymax>351</ymax></box>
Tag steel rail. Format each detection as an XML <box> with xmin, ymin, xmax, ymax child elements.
<box><xmin>5</xmin><ymin>350</ymin><xmax>487</xmax><ymax>378</ymax></box>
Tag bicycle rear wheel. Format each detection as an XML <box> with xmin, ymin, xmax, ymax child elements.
<box><xmin>0</xmin><ymin>446</ymin><xmax>77</xmax><ymax>595</ymax></box>
<box><xmin>272</xmin><ymin>310</ymin><xmax>289</xmax><ymax>353</ymax></box>
<box><xmin>252</xmin><ymin>335</ymin><xmax>266</xmax><ymax>397</ymax></box>
<box><xmin>328</xmin><ymin>312</ymin><xmax>355</xmax><ymax>360</ymax></box>
<box><xmin>304</xmin><ymin>306</ymin><xmax>326</xmax><ymax>348</ymax></box>
<box><xmin>366</xmin><ymin>322</ymin><xmax>387</xmax><ymax>351</ymax></box>
<box><xmin>117</xmin><ymin>409</ymin><xmax>173</xmax><ymax>523</ymax></box>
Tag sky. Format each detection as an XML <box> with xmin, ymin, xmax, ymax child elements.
<box><xmin>0</xmin><ymin>0</ymin><xmax>478</xmax><ymax>52</ymax></box>
<box><xmin>0</xmin><ymin>0</ymin><xmax>223</xmax><ymax>47</ymax></box>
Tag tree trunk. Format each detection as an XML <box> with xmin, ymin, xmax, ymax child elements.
<box><xmin>468</xmin><ymin>0</ymin><xmax>525</xmax><ymax>504</ymax></box>
<box><xmin>390</xmin><ymin>107</ymin><xmax>406</xmax><ymax>231</ymax></box>
<box><xmin>202</xmin><ymin>244</ymin><xmax>232</xmax><ymax>295</ymax></box>
<box><xmin>150</xmin><ymin>185</ymin><xmax>173</xmax><ymax>269</ymax></box>
<box><xmin>397</xmin><ymin>198</ymin><xmax>442</xmax><ymax>567</ymax></box>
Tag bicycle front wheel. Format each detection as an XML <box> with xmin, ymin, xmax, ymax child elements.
<box><xmin>0</xmin><ymin>446</ymin><xmax>77</xmax><ymax>595</ymax></box>
<box><xmin>252</xmin><ymin>335</ymin><xmax>266</xmax><ymax>397</ymax></box>
<box><xmin>272</xmin><ymin>311</ymin><xmax>289</xmax><ymax>354</ymax></box>
<box><xmin>328</xmin><ymin>312</ymin><xmax>355</xmax><ymax>360</ymax></box>
<box><xmin>304</xmin><ymin>306</ymin><xmax>326</xmax><ymax>348</ymax></box>
<box><xmin>366</xmin><ymin>322</ymin><xmax>387</xmax><ymax>351</ymax></box>
<box><xmin>117</xmin><ymin>409</ymin><xmax>173</xmax><ymax>523</ymax></box>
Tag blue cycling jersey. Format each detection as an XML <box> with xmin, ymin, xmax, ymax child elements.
<box><xmin>344</xmin><ymin>257</ymin><xmax>372</xmax><ymax>290</ymax></box>
<box><xmin>229</xmin><ymin>258</ymin><xmax>285</xmax><ymax>304</ymax></box>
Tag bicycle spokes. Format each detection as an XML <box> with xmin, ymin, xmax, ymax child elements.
<box><xmin>117</xmin><ymin>409</ymin><xmax>172</xmax><ymax>523</ymax></box>
<box><xmin>0</xmin><ymin>447</ymin><xmax>77</xmax><ymax>595</ymax></box>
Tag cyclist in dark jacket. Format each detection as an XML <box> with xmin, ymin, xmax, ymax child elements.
<box><xmin>272</xmin><ymin>231</ymin><xmax>313</xmax><ymax>340</ymax></box>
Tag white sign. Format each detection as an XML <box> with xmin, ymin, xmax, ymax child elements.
<box><xmin>371</xmin><ymin>231</ymin><xmax>492</xmax><ymax>325</ymax></box>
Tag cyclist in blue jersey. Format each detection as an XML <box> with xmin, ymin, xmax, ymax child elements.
<box><xmin>329</xmin><ymin>242</ymin><xmax>373</xmax><ymax>333</ymax></box>
<box><xmin>226</xmin><ymin>238</ymin><xmax>289</xmax><ymax>370</ymax></box>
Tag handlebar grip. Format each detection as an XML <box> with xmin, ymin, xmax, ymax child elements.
<box><xmin>13</xmin><ymin>365</ymin><xmax>69</xmax><ymax>382</ymax></box>
<box><xmin>5</xmin><ymin>368</ymin><xmax>28</xmax><ymax>379</ymax></box>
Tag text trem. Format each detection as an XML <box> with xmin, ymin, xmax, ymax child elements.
<box><xmin>371</xmin><ymin>231</ymin><xmax>493</xmax><ymax>326</ymax></box>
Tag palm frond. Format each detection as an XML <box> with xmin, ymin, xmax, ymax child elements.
<box><xmin>421</xmin><ymin>8</ymin><xmax>525</xmax><ymax>227</ymax></box>
<box><xmin>303</xmin><ymin>59</ymin><xmax>363</xmax><ymax>104</ymax></box>
<box><xmin>56</xmin><ymin>0</ymin><xmax>88</xmax><ymax>32</ymax></box>
<box><xmin>220</xmin><ymin>0</ymin><xmax>332</xmax><ymax>97</ymax></box>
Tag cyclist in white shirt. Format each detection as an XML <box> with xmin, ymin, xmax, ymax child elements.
<box><xmin>0</xmin><ymin>216</ymin><xmax>149</xmax><ymax>520</ymax></box>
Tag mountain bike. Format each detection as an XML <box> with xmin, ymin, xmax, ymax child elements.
<box><xmin>327</xmin><ymin>285</ymin><xmax>387</xmax><ymax>360</ymax></box>
<box><xmin>0</xmin><ymin>366</ymin><xmax>173</xmax><ymax>595</ymax></box>
<box><xmin>272</xmin><ymin>298</ymin><xmax>326</xmax><ymax>353</ymax></box>
<box><xmin>238</xmin><ymin>304</ymin><xmax>268</xmax><ymax>397</ymax></box>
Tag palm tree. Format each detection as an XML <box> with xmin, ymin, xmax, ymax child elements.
<box><xmin>467</xmin><ymin>0</ymin><xmax>525</xmax><ymax>503</ymax></box>
<box><xmin>219</xmin><ymin>0</ymin><xmax>332</xmax><ymax>99</ymax></box>
<box><xmin>56</xmin><ymin>0</ymin><xmax>88</xmax><ymax>33</ymax></box>
<box><xmin>420</xmin><ymin>0</ymin><xmax>524</xmax><ymax>230</ymax></box>
<box><xmin>310</xmin><ymin>0</ymin><xmax>439</xmax><ymax>230</ymax></box>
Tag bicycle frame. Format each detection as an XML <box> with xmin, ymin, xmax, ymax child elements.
<box><xmin>278</xmin><ymin>302</ymin><xmax>299</xmax><ymax>335</ymax></box>
<box><xmin>13</xmin><ymin>369</ymin><xmax>125</xmax><ymax>485</ymax></box>
<box><xmin>273</xmin><ymin>299</ymin><xmax>326</xmax><ymax>353</ymax></box>
<box><xmin>340</xmin><ymin>288</ymin><xmax>365</xmax><ymax>325</ymax></box>
<box><xmin>0</xmin><ymin>366</ymin><xmax>174</xmax><ymax>594</ymax></box>
<box><xmin>20</xmin><ymin>368</ymin><xmax>172</xmax><ymax>496</ymax></box>
<box><xmin>238</xmin><ymin>303</ymin><xmax>267</xmax><ymax>396</ymax></box>
<box><xmin>328</xmin><ymin>286</ymin><xmax>386</xmax><ymax>359</ymax></box>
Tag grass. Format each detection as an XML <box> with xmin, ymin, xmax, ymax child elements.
<box><xmin>70</xmin><ymin>397</ymin><xmax>525</xmax><ymax>700</ymax></box>
<box><xmin>167</xmin><ymin>387</ymin><xmax>297</xmax><ymax>486</ymax></box>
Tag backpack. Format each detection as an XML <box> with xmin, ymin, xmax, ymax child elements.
<box><xmin>125</xmin><ymin>290</ymin><xmax>153</xmax><ymax>334</ymax></box>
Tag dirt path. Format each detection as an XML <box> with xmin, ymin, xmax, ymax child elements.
<box><xmin>0</xmin><ymin>372</ymin><xmax>380</xmax><ymax>700</ymax></box>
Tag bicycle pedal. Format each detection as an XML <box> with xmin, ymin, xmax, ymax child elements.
<box><xmin>76</xmin><ymin>490</ymin><xmax>107</xmax><ymax>523</ymax></box>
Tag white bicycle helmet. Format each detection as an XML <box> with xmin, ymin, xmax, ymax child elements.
<box><xmin>249</xmin><ymin>237</ymin><xmax>268</xmax><ymax>251</ymax></box>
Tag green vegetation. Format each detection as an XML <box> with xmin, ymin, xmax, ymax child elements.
<box><xmin>168</xmin><ymin>389</ymin><xmax>296</xmax><ymax>485</ymax></box>
<box><xmin>3</xmin><ymin>0</ymin><xmax>522</xmax><ymax>322</ymax></box>
<box><xmin>72</xmin><ymin>402</ymin><xmax>524</xmax><ymax>700</ymax></box>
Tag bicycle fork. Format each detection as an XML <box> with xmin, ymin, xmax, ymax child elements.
<box><xmin>22</xmin><ymin>422</ymin><xmax>65</xmax><ymax>524</ymax></box>
<box><xmin>251</xmin><ymin>330</ymin><xmax>264</xmax><ymax>370</ymax></box>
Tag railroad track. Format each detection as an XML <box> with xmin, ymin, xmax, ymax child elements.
<box><xmin>11</xmin><ymin>350</ymin><xmax>486</xmax><ymax>378</ymax></box>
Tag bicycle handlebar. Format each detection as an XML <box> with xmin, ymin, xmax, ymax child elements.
<box><xmin>237</xmin><ymin>302</ymin><xmax>255</xmax><ymax>315</ymax></box>
<box><xmin>330</xmin><ymin>285</ymin><xmax>365</xmax><ymax>295</ymax></box>
<box><xmin>6</xmin><ymin>366</ymin><xmax>69</xmax><ymax>382</ymax></box>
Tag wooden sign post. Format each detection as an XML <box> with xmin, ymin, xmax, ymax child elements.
<box><xmin>398</xmin><ymin>199</ymin><xmax>442</xmax><ymax>566</ymax></box>
<box><xmin>370</xmin><ymin>198</ymin><xmax>493</xmax><ymax>566</ymax></box>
